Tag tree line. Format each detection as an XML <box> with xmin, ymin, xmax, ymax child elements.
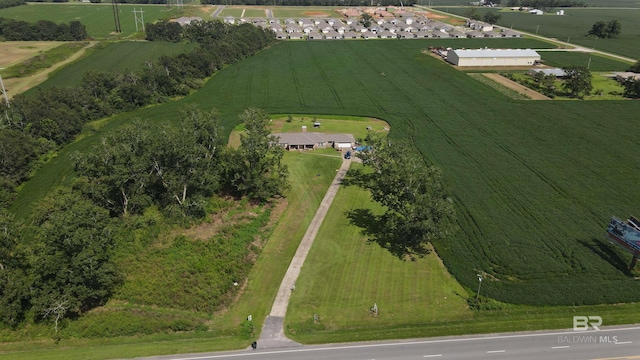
<box><xmin>0</xmin><ymin>18</ymin><xmax>87</xmax><ymax>41</ymax></box>
<box><xmin>0</xmin><ymin>106</ymin><xmax>288</xmax><ymax>329</ymax></box>
<box><xmin>0</xmin><ymin>21</ymin><xmax>275</xmax><ymax>207</ymax></box>
<box><xmin>0</xmin><ymin>0</ymin><xmax>25</xmax><ymax>9</ymax></box>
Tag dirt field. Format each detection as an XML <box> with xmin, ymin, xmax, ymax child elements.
<box><xmin>482</xmin><ymin>73</ymin><xmax>550</xmax><ymax>100</ymax></box>
<box><xmin>2</xmin><ymin>42</ymin><xmax>97</xmax><ymax>98</ymax></box>
<box><xmin>0</xmin><ymin>42</ymin><xmax>65</xmax><ymax>68</ymax></box>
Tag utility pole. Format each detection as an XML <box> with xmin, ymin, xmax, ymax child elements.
<box><xmin>133</xmin><ymin>8</ymin><xmax>145</xmax><ymax>32</ymax></box>
<box><xmin>111</xmin><ymin>0</ymin><xmax>121</xmax><ymax>33</ymax></box>
<box><xmin>476</xmin><ymin>274</ymin><xmax>483</xmax><ymax>302</ymax></box>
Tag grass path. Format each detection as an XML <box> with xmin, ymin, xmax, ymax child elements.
<box><xmin>259</xmin><ymin>157</ymin><xmax>351</xmax><ymax>349</ymax></box>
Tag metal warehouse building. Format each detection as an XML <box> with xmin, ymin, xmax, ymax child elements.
<box><xmin>446</xmin><ymin>49</ymin><xmax>541</xmax><ymax>67</ymax></box>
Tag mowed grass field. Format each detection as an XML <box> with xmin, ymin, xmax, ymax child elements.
<box><xmin>286</xmin><ymin>170</ymin><xmax>470</xmax><ymax>338</ymax></box>
<box><xmin>0</xmin><ymin>3</ymin><xmax>182</xmax><ymax>38</ymax></box>
<box><xmin>13</xmin><ymin>38</ymin><xmax>640</xmax><ymax>308</ymax></box>
<box><xmin>35</xmin><ymin>41</ymin><xmax>196</xmax><ymax>91</ymax></box>
<box><xmin>438</xmin><ymin>7</ymin><xmax>640</xmax><ymax>59</ymax></box>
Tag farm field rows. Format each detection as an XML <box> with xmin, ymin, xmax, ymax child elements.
<box><xmin>436</xmin><ymin>7</ymin><xmax>640</xmax><ymax>59</ymax></box>
<box><xmin>0</xmin><ymin>3</ymin><xmax>182</xmax><ymax>38</ymax></box>
<box><xmin>12</xmin><ymin>39</ymin><xmax>640</xmax><ymax>308</ymax></box>
<box><xmin>34</xmin><ymin>41</ymin><xmax>197</xmax><ymax>91</ymax></box>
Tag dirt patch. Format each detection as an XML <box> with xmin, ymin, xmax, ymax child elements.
<box><xmin>482</xmin><ymin>73</ymin><xmax>550</xmax><ymax>100</ymax></box>
<box><xmin>304</xmin><ymin>11</ymin><xmax>330</xmax><ymax>17</ymax></box>
<box><xmin>425</xmin><ymin>12</ymin><xmax>448</xmax><ymax>19</ymax></box>
<box><xmin>1</xmin><ymin>41</ymin><xmax>97</xmax><ymax>98</ymax></box>
<box><xmin>0</xmin><ymin>41</ymin><xmax>64</xmax><ymax>68</ymax></box>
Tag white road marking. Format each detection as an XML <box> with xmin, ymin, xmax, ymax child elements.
<box><xmin>486</xmin><ymin>350</ymin><xmax>505</xmax><ymax>353</ymax></box>
<box><xmin>552</xmin><ymin>346</ymin><xmax>570</xmax><ymax>349</ymax></box>
<box><xmin>423</xmin><ymin>355</ymin><xmax>442</xmax><ymax>358</ymax></box>
<box><xmin>615</xmin><ymin>341</ymin><xmax>632</xmax><ymax>345</ymax></box>
<box><xmin>166</xmin><ymin>326</ymin><xmax>640</xmax><ymax>360</ymax></box>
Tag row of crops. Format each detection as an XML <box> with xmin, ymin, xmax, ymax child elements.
<box><xmin>14</xmin><ymin>36</ymin><xmax>640</xmax><ymax>305</ymax></box>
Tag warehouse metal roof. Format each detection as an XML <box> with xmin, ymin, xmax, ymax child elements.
<box><xmin>451</xmin><ymin>49</ymin><xmax>540</xmax><ymax>58</ymax></box>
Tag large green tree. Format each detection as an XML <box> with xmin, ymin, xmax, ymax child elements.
<box><xmin>588</xmin><ymin>19</ymin><xmax>621</xmax><ymax>38</ymax></box>
<box><xmin>483</xmin><ymin>11</ymin><xmax>502</xmax><ymax>24</ymax></box>
<box><xmin>0</xmin><ymin>210</ymin><xmax>31</xmax><ymax>327</ymax></box>
<box><xmin>629</xmin><ymin>59</ymin><xmax>640</xmax><ymax>73</ymax></box>
<box><xmin>562</xmin><ymin>65</ymin><xmax>593</xmax><ymax>98</ymax></box>
<box><xmin>151</xmin><ymin>105</ymin><xmax>225</xmax><ymax>211</ymax></box>
<box><xmin>355</xmin><ymin>133</ymin><xmax>455</xmax><ymax>257</ymax></box>
<box><xmin>31</xmin><ymin>190</ymin><xmax>119</xmax><ymax>323</ymax></box>
<box><xmin>232</xmin><ymin>108</ymin><xmax>288</xmax><ymax>201</ymax></box>
<box><xmin>74</xmin><ymin>122</ymin><xmax>152</xmax><ymax>216</ymax></box>
<box><xmin>623</xmin><ymin>78</ymin><xmax>640</xmax><ymax>98</ymax></box>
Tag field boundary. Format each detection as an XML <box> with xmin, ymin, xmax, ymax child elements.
<box><xmin>481</xmin><ymin>73</ymin><xmax>550</xmax><ymax>100</ymax></box>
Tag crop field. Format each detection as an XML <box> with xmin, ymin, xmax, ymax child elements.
<box><xmin>538</xmin><ymin>50</ymin><xmax>632</xmax><ymax>71</ymax></box>
<box><xmin>437</xmin><ymin>7</ymin><xmax>640</xmax><ymax>59</ymax></box>
<box><xmin>35</xmin><ymin>41</ymin><xmax>196</xmax><ymax>90</ymax></box>
<box><xmin>0</xmin><ymin>3</ymin><xmax>182</xmax><ymax>38</ymax></box>
<box><xmin>13</xmin><ymin>37</ymin><xmax>640</xmax><ymax>308</ymax></box>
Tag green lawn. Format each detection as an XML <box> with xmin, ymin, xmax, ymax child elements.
<box><xmin>243</xmin><ymin>8</ymin><xmax>267</xmax><ymax>18</ymax></box>
<box><xmin>538</xmin><ymin>50</ymin><xmax>632</xmax><ymax>71</ymax></box>
<box><xmin>34</xmin><ymin>41</ymin><xmax>196</xmax><ymax>90</ymax></box>
<box><xmin>0</xmin><ymin>3</ymin><xmax>183</xmax><ymax>38</ymax></box>
<box><xmin>286</xmin><ymin>167</ymin><xmax>470</xmax><ymax>336</ymax></box>
<box><xmin>436</xmin><ymin>7</ymin><xmax>640</xmax><ymax>59</ymax></box>
<box><xmin>273</xmin><ymin>116</ymin><xmax>389</xmax><ymax>137</ymax></box>
<box><xmin>218</xmin><ymin>8</ymin><xmax>244</xmax><ymax>17</ymax></box>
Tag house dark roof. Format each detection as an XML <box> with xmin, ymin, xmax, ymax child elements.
<box><xmin>273</xmin><ymin>132</ymin><xmax>355</xmax><ymax>146</ymax></box>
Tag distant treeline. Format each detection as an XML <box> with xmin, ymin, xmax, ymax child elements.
<box><xmin>505</xmin><ymin>0</ymin><xmax>586</xmax><ymax>8</ymax></box>
<box><xmin>0</xmin><ymin>18</ymin><xmax>88</xmax><ymax>41</ymax></box>
<box><xmin>201</xmin><ymin>0</ymin><xmax>413</xmax><ymax>6</ymax></box>
<box><xmin>0</xmin><ymin>22</ymin><xmax>275</xmax><ymax>207</ymax></box>
<box><xmin>0</xmin><ymin>0</ymin><xmax>25</xmax><ymax>9</ymax></box>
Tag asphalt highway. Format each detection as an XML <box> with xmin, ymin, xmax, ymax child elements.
<box><xmin>141</xmin><ymin>325</ymin><xmax>640</xmax><ymax>360</ymax></box>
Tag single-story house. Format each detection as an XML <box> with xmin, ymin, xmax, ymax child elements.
<box><xmin>610</xmin><ymin>72</ymin><xmax>640</xmax><ymax>82</ymax></box>
<box><xmin>289</xmin><ymin>32</ymin><xmax>304</xmax><ymax>40</ymax></box>
<box><xmin>449</xmin><ymin>30</ymin><xmax>466</xmax><ymax>38</ymax></box>
<box><xmin>466</xmin><ymin>30</ymin><xmax>484</xmax><ymax>38</ymax></box>
<box><xmin>343</xmin><ymin>31</ymin><xmax>361</xmax><ymax>39</ymax></box>
<box><xmin>272</xmin><ymin>132</ymin><xmax>356</xmax><ymax>150</ymax></box>
<box><xmin>528</xmin><ymin>68</ymin><xmax>567</xmax><ymax>77</ymax></box>
<box><xmin>501</xmin><ymin>29</ymin><xmax>522</xmax><ymax>37</ymax></box>
<box><xmin>175</xmin><ymin>17</ymin><xmax>203</xmax><ymax>26</ymax></box>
